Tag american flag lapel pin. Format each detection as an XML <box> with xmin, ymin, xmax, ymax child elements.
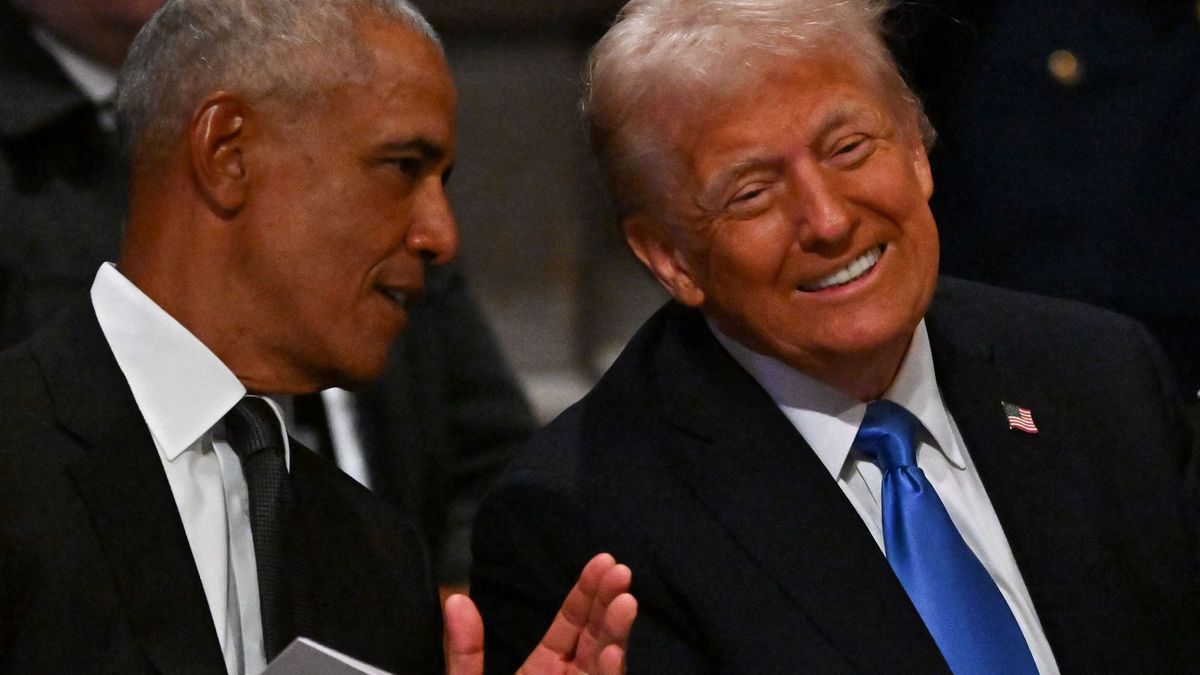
<box><xmin>1001</xmin><ymin>401</ymin><xmax>1039</xmax><ymax>434</ymax></box>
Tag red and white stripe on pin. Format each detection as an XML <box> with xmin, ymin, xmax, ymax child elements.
<box><xmin>1001</xmin><ymin>401</ymin><xmax>1038</xmax><ymax>433</ymax></box>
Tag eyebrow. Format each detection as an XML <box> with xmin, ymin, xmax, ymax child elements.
<box><xmin>813</xmin><ymin>101</ymin><xmax>880</xmax><ymax>142</ymax></box>
<box><xmin>698</xmin><ymin>157</ymin><xmax>777</xmax><ymax>211</ymax></box>
<box><xmin>377</xmin><ymin>137</ymin><xmax>455</xmax><ymax>182</ymax></box>
<box><xmin>696</xmin><ymin>100</ymin><xmax>882</xmax><ymax>208</ymax></box>
<box><xmin>378</xmin><ymin>138</ymin><xmax>447</xmax><ymax>163</ymax></box>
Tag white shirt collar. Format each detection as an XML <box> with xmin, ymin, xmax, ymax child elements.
<box><xmin>30</xmin><ymin>26</ymin><xmax>118</xmax><ymax>105</ymax></box>
<box><xmin>91</xmin><ymin>263</ymin><xmax>246</xmax><ymax>461</ymax></box>
<box><xmin>712</xmin><ymin>320</ymin><xmax>964</xmax><ymax>481</ymax></box>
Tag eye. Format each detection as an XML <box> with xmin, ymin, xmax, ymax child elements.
<box><xmin>733</xmin><ymin>187</ymin><xmax>767</xmax><ymax>203</ymax></box>
<box><xmin>724</xmin><ymin>181</ymin><xmax>775</xmax><ymax>216</ymax></box>
<box><xmin>390</xmin><ymin>156</ymin><xmax>424</xmax><ymax>176</ymax></box>
<box><xmin>829</xmin><ymin>135</ymin><xmax>874</xmax><ymax>166</ymax></box>
<box><xmin>836</xmin><ymin>139</ymin><xmax>863</xmax><ymax>155</ymax></box>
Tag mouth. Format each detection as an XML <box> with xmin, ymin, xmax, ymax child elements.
<box><xmin>378</xmin><ymin>285</ymin><xmax>422</xmax><ymax>309</ymax></box>
<box><xmin>798</xmin><ymin>244</ymin><xmax>885</xmax><ymax>292</ymax></box>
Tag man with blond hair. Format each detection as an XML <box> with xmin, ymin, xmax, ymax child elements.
<box><xmin>471</xmin><ymin>0</ymin><xmax>1199</xmax><ymax>671</ymax></box>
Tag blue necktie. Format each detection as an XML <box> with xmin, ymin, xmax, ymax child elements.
<box><xmin>854</xmin><ymin>400</ymin><xmax>1038</xmax><ymax>674</ymax></box>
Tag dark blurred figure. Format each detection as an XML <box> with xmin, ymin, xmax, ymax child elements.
<box><xmin>889</xmin><ymin>0</ymin><xmax>1200</xmax><ymax>399</ymax></box>
<box><xmin>0</xmin><ymin>0</ymin><xmax>533</xmax><ymax>587</ymax></box>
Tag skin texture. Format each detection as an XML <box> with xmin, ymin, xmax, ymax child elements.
<box><xmin>625</xmin><ymin>55</ymin><xmax>939</xmax><ymax>400</ymax></box>
<box><xmin>116</xmin><ymin>12</ymin><xmax>635</xmax><ymax>673</ymax></box>
<box><xmin>122</xmin><ymin>15</ymin><xmax>460</xmax><ymax>394</ymax></box>
<box><xmin>221</xmin><ymin>14</ymin><xmax>461</xmax><ymax>392</ymax></box>
<box><xmin>10</xmin><ymin>0</ymin><xmax>163</xmax><ymax>66</ymax></box>
<box><xmin>445</xmin><ymin>554</ymin><xmax>637</xmax><ymax>675</ymax></box>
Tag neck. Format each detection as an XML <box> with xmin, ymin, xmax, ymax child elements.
<box><xmin>790</xmin><ymin>336</ymin><xmax>912</xmax><ymax>402</ymax></box>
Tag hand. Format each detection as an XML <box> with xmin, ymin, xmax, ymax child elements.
<box><xmin>444</xmin><ymin>553</ymin><xmax>637</xmax><ymax>675</ymax></box>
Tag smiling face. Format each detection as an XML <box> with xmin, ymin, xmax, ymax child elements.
<box><xmin>627</xmin><ymin>53</ymin><xmax>938</xmax><ymax>399</ymax></box>
<box><xmin>233</xmin><ymin>14</ymin><xmax>458</xmax><ymax>390</ymax></box>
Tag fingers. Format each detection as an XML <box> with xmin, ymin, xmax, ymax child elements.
<box><xmin>595</xmin><ymin>642</ymin><xmax>629</xmax><ymax>675</ymax></box>
<box><xmin>574</xmin><ymin>562</ymin><xmax>634</xmax><ymax>661</ymax></box>
<box><xmin>595</xmin><ymin>591</ymin><xmax>637</xmax><ymax>655</ymax></box>
<box><xmin>443</xmin><ymin>594</ymin><xmax>485</xmax><ymax>675</ymax></box>
<box><xmin>538</xmin><ymin>553</ymin><xmax>619</xmax><ymax>656</ymax></box>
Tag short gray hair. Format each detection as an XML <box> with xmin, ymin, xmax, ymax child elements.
<box><xmin>584</xmin><ymin>0</ymin><xmax>933</xmax><ymax>219</ymax></box>
<box><xmin>116</xmin><ymin>0</ymin><xmax>441</xmax><ymax>162</ymax></box>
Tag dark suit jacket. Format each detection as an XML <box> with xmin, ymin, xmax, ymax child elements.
<box><xmin>0</xmin><ymin>302</ymin><xmax>444</xmax><ymax>674</ymax></box>
<box><xmin>471</xmin><ymin>277</ymin><xmax>1200</xmax><ymax>673</ymax></box>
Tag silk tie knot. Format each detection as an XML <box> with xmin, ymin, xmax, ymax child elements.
<box><xmin>224</xmin><ymin>397</ymin><xmax>284</xmax><ymax>459</ymax></box>
<box><xmin>856</xmin><ymin>399</ymin><xmax>920</xmax><ymax>470</ymax></box>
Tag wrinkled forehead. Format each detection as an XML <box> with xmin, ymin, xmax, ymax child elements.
<box><xmin>623</xmin><ymin>50</ymin><xmax>908</xmax><ymax>214</ymax></box>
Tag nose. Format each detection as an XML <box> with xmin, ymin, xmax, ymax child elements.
<box><xmin>790</xmin><ymin>161</ymin><xmax>855</xmax><ymax>251</ymax></box>
<box><xmin>406</xmin><ymin>180</ymin><xmax>459</xmax><ymax>264</ymax></box>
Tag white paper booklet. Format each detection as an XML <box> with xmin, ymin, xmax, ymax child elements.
<box><xmin>264</xmin><ymin>637</ymin><xmax>393</xmax><ymax>675</ymax></box>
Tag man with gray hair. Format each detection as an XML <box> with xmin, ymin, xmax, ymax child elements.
<box><xmin>0</xmin><ymin>1</ymin><xmax>635</xmax><ymax>673</ymax></box>
<box><xmin>471</xmin><ymin>0</ymin><xmax>1199</xmax><ymax>671</ymax></box>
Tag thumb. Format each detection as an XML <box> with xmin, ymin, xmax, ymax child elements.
<box><xmin>444</xmin><ymin>594</ymin><xmax>485</xmax><ymax>675</ymax></box>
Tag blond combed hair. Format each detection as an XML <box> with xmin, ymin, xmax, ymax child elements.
<box><xmin>584</xmin><ymin>0</ymin><xmax>933</xmax><ymax>219</ymax></box>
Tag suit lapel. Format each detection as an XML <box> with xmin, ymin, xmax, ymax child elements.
<box><xmin>31</xmin><ymin>303</ymin><xmax>227</xmax><ymax>673</ymax></box>
<box><xmin>926</xmin><ymin>282</ymin><xmax>1104</xmax><ymax>666</ymax></box>
<box><xmin>649</xmin><ymin>306</ymin><xmax>949</xmax><ymax>673</ymax></box>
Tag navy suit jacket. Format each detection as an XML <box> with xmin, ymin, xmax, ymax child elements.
<box><xmin>0</xmin><ymin>302</ymin><xmax>444</xmax><ymax>674</ymax></box>
<box><xmin>472</xmin><ymin>277</ymin><xmax>1200</xmax><ymax>673</ymax></box>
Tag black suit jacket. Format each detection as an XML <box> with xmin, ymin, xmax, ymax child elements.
<box><xmin>471</xmin><ymin>277</ymin><xmax>1200</xmax><ymax>673</ymax></box>
<box><xmin>0</xmin><ymin>302</ymin><xmax>444</xmax><ymax>674</ymax></box>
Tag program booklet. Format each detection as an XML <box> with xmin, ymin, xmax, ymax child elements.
<box><xmin>264</xmin><ymin>637</ymin><xmax>393</xmax><ymax>674</ymax></box>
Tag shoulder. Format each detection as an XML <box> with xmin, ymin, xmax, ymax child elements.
<box><xmin>515</xmin><ymin>302</ymin><xmax>710</xmax><ymax>467</ymax></box>
<box><xmin>930</xmin><ymin>276</ymin><xmax>1154</xmax><ymax>349</ymax></box>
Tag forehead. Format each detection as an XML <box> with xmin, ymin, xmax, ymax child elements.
<box><xmin>303</xmin><ymin>16</ymin><xmax>457</xmax><ymax>148</ymax></box>
<box><xmin>682</xmin><ymin>55</ymin><xmax>895</xmax><ymax>162</ymax></box>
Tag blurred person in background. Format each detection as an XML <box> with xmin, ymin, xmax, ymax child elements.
<box><xmin>888</xmin><ymin>0</ymin><xmax>1200</xmax><ymax>404</ymax></box>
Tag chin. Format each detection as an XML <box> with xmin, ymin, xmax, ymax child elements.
<box><xmin>321</xmin><ymin>346</ymin><xmax>392</xmax><ymax>390</ymax></box>
<box><xmin>333</xmin><ymin>362</ymin><xmax>389</xmax><ymax>391</ymax></box>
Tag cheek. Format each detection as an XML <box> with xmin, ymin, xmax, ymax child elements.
<box><xmin>706</xmin><ymin>220</ymin><xmax>794</xmax><ymax>289</ymax></box>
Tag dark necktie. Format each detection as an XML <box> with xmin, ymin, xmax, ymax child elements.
<box><xmin>223</xmin><ymin>396</ymin><xmax>295</xmax><ymax>661</ymax></box>
<box><xmin>854</xmin><ymin>400</ymin><xmax>1038</xmax><ymax>674</ymax></box>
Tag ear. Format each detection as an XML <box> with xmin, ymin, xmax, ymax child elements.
<box><xmin>623</xmin><ymin>214</ymin><xmax>706</xmax><ymax>307</ymax></box>
<box><xmin>189</xmin><ymin>93</ymin><xmax>250</xmax><ymax>216</ymax></box>
<box><xmin>908</xmin><ymin>130</ymin><xmax>934</xmax><ymax>201</ymax></box>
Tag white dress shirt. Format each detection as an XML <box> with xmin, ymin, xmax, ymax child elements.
<box><xmin>92</xmin><ymin>263</ymin><xmax>286</xmax><ymax>675</ymax></box>
<box><xmin>714</xmin><ymin>321</ymin><xmax>1060</xmax><ymax>674</ymax></box>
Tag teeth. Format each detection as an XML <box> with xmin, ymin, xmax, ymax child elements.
<box><xmin>382</xmin><ymin>289</ymin><xmax>408</xmax><ymax>306</ymax></box>
<box><xmin>799</xmin><ymin>245</ymin><xmax>883</xmax><ymax>292</ymax></box>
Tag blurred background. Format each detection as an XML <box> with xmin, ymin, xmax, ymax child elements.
<box><xmin>412</xmin><ymin>0</ymin><xmax>663</xmax><ymax>422</ymax></box>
